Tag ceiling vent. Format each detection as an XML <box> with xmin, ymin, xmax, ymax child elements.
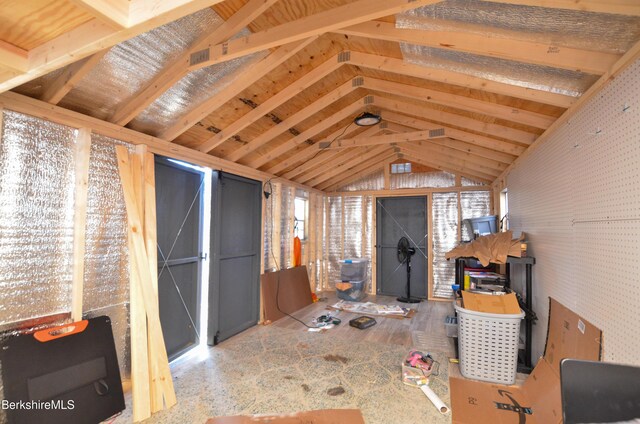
<box><xmin>338</xmin><ymin>51</ymin><xmax>351</xmax><ymax>63</ymax></box>
<box><xmin>190</xmin><ymin>49</ymin><xmax>210</xmax><ymax>66</ymax></box>
<box><xmin>352</xmin><ymin>76</ymin><xmax>364</xmax><ymax>87</ymax></box>
<box><xmin>364</xmin><ymin>95</ymin><xmax>375</xmax><ymax>105</ymax></box>
<box><xmin>428</xmin><ymin>128</ymin><xmax>446</xmax><ymax>139</ymax></box>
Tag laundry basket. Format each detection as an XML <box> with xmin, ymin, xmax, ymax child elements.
<box><xmin>454</xmin><ymin>303</ymin><xmax>525</xmax><ymax>385</ymax></box>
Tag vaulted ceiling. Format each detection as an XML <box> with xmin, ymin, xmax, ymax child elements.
<box><xmin>2</xmin><ymin>0</ymin><xmax>640</xmax><ymax>191</ymax></box>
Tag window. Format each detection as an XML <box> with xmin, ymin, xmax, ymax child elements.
<box><xmin>391</xmin><ymin>162</ymin><xmax>412</xmax><ymax>174</ymax></box>
<box><xmin>294</xmin><ymin>197</ymin><xmax>307</xmax><ymax>240</ymax></box>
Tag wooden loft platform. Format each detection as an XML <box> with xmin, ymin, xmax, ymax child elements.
<box><xmin>1</xmin><ymin>0</ymin><xmax>640</xmax><ymax>192</ymax></box>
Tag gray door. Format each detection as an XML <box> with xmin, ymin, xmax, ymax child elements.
<box><xmin>376</xmin><ymin>196</ymin><xmax>428</xmax><ymax>298</ymax></box>
<box><xmin>208</xmin><ymin>172</ymin><xmax>262</xmax><ymax>345</ymax></box>
<box><xmin>154</xmin><ymin>157</ymin><xmax>204</xmax><ymax>360</ymax></box>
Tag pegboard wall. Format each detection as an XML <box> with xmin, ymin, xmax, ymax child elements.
<box><xmin>507</xmin><ymin>58</ymin><xmax>640</xmax><ymax>366</ymax></box>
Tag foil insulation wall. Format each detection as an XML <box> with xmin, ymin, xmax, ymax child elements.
<box><xmin>397</xmin><ymin>1</ymin><xmax>640</xmax><ymax>54</ymax></box>
<box><xmin>461</xmin><ymin>176</ymin><xmax>487</xmax><ymax>186</ymax></box>
<box><xmin>363</xmin><ymin>196</ymin><xmax>373</xmax><ymax>286</ymax></box>
<box><xmin>0</xmin><ymin>110</ymin><xmax>76</xmax><ymax>325</ymax></box>
<box><xmin>327</xmin><ymin>196</ymin><xmax>343</xmax><ymax>288</ymax></box>
<box><xmin>59</xmin><ymin>9</ymin><xmax>224</xmax><ymax>121</ymax></box>
<box><xmin>280</xmin><ymin>185</ymin><xmax>293</xmax><ymax>269</ymax></box>
<box><xmin>432</xmin><ymin>192</ymin><xmax>459</xmax><ymax>298</ymax></box>
<box><xmin>343</xmin><ymin>196</ymin><xmax>363</xmax><ymax>259</ymax></box>
<box><xmin>338</xmin><ymin>170</ymin><xmax>384</xmax><ymax>191</ymax></box>
<box><xmin>263</xmin><ymin>181</ymin><xmax>280</xmax><ymax>271</ymax></box>
<box><xmin>460</xmin><ymin>191</ymin><xmax>492</xmax><ymax>241</ymax></box>
<box><xmin>390</xmin><ymin>171</ymin><xmax>455</xmax><ymax>189</ymax></box>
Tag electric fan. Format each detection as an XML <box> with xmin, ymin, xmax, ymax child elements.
<box><xmin>397</xmin><ymin>236</ymin><xmax>420</xmax><ymax>303</ymax></box>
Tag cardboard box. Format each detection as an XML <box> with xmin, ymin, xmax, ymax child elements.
<box><xmin>206</xmin><ymin>409</ymin><xmax>365</xmax><ymax>424</ymax></box>
<box><xmin>461</xmin><ymin>291</ymin><xmax>521</xmax><ymax>315</ymax></box>
<box><xmin>450</xmin><ymin>298</ymin><xmax>602</xmax><ymax>424</ymax></box>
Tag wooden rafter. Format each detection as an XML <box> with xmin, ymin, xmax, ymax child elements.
<box><xmin>363</xmin><ymin>77</ymin><xmax>555</xmax><ymax>129</ymax></box>
<box><xmin>40</xmin><ymin>49</ymin><xmax>110</xmax><ymax>104</ymax></box>
<box><xmin>483</xmin><ymin>0</ymin><xmax>640</xmax><ymax>16</ymax></box>
<box><xmin>401</xmin><ymin>142</ymin><xmax>502</xmax><ymax>177</ymax></box>
<box><xmin>246</xmin><ymin>99</ymin><xmax>366</xmax><ymax>169</ymax></box>
<box><xmin>224</xmin><ymin>77</ymin><xmax>359</xmax><ymax>161</ymax></box>
<box><xmin>324</xmin><ymin>155</ymin><xmax>397</xmax><ymax>192</ymax></box>
<box><xmin>0</xmin><ymin>40</ymin><xmax>29</xmax><ymax>73</ymax></box>
<box><xmin>408</xmin><ymin>139</ymin><xmax>509</xmax><ymax>173</ymax></box>
<box><xmin>0</xmin><ymin>0</ymin><xmax>229</xmax><ymax>93</ymax></box>
<box><xmin>399</xmin><ymin>150</ymin><xmax>493</xmax><ymax>184</ymax></box>
<box><xmin>305</xmin><ymin>144</ymin><xmax>390</xmax><ymax>187</ymax></box>
<box><xmin>317</xmin><ymin>149</ymin><xmax>396</xmax><ymax>190</ymax></box>
<box><xmin>348</xmin><ymin>52</ymin><xmax>575</xmax><ymax>108</ymax></box>
<box><xmin>380</xmin><ymin>107</ymin><xmax>527</xmax><ymax>155</ymax></box>
<box><xmin>197</xmin><ymin>52</ymin><xmax>345</xmax><ymax>152</ymax></box>
<box><xmin>68</xmin><ymin>0</ymin><xmax>130</xmax><ymax>28</ymax></box>
<box><xmin>375</xmin><ymin>97</ymin><xmax>536</xmax><ymax>145</ymax></box>
<box><xmin>159</xmin><ymin>37</ymin><xmax>316</xmax><ymax>141</ymax></box>
<box><xmin>281</xmin><ymin>124</ymin><xmax>379</xmax><ymax>180</ymax></box>
<box><xmin>184</xmin><ymin>0</ymin><xmax>443</xmax><ymax>72</ymax></box>
<box><xmin>337</xmin><ymin>21</ymin><xmax>618</xmax><ymax>75</ymax></box>
<box><xmin>110</xmin><ymin>0</ymin><xmax>279</xmax><ymax>126</ymax></box>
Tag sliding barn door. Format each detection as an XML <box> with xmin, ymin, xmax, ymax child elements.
<box><xmin>208</xmin><ymin>172</ymin><xmax>262</xmax><ymax>345</ymax></box>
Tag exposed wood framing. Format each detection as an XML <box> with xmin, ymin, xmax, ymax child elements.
<box><xmin>318</xmin><ymin>149</ymin><xmax>396</xmax><ymax>191</ymax></box>
<box><xmin>383</xmin><ymin>162</ymin><xmax>390</xmax><ymax>190</ymax></box>
<box><xmin>337</xmin><ymin>21</ymin><xmax>618</xmax><ymax>75</ymax></box>
<box><xmin>110</xmin><ymin>0</ymin><xmax>279</xmax><ymax>126</ymax></box>
<box><xmin>198</xmin><ymin>52</ymin><xmax>345</xmax><ymax>153</ymax></box>
<box><xmin>160</xmin><ymin>38</ymin><xmax>316</xmax><ymax>141</ymax></box>
<box><xmin>363</xmin><ymin>78</ymin><xmax>555</xmax><ymax>130</ymax></box>
<box><xmin>71</xmin><ymin>128</ymin><xmax>92</xmax><ymax>322</ymax></box>
<box><xmin>426</xmin><ymin>193</ymin><xmax>434</xmax><ymax>300</ymax></box>
<box><xmin>224</xmin><ymin>77</ymin><xmax>359</xmax><ymax>161</ymax></box>
<box><xmin>305</xmin><ymin>145</ymin><xmax>389</xmax><ymax>188</ymax></box>
<box><xmin>348</xmin><ymin>52</ymin><xmax>575</xmax><ymax>108</ymax></box>
<box><xmin>331</xmin><ymin>185</ymin><xmax>492</xmax><ymax>197</ymax></box>
<box><xmin>375</xmin><ymin>97</ymin><xmax>537</xmax><ymax>145</ymax></box>
<box><xmin>0</xmin><ymin>0</ymin><xmax>228</xmax><ymax>92</ymax></box>
<box><xmin>0</xmin><ymin>40</ymin><xmax>29</xmax><ymax>73</ymax></box>
<box><xmin>381</xmin><ymin>109</ymin><xmax>527</xmax><ymax>155</ymax></box>
<box><xmin>68</xmin><ymin>0</ymin><xmax>130</xmax><ymax>28</ymax></box>
<box><xmin>0</xmin><ymin>91</ymin><xmax>323</xmax><ymax>195</ymax></box>
<box><xmin>187</xmin><ymin>0</ymin><xmax>442</xmax><ymax>72</ymax></box>
<box><xmin>247</xmin><ymin>99</ymin><xmax>366</xmax><ymax>169</ymax></box>
<box><xmin>403</xmin><ymin>141</ymin><xmax>504</xmax><ymax>177</ymax></box>
<box><xmin>324</xmin><ymin>154</ymin><xmax>397</xmax><ymax>192</ymax></box>
<box><xmin>400</xmin><ymin>148</ymin><xmax>494</xmax><ymax>184</ymax></box>
<box><xmin>40</xmin><ymin>49</ymin><xmax>110</xmax><ymax>104</ymax></box>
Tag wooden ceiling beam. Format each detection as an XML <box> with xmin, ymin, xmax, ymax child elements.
<box><xmin>318</xmin><ymin>150</ymin><xmax>397</xmax><ymax>191</ymax></box>
<box><xmin>323</xmin><ymin>156</ymin><xmax>397</xmax><ymax>192</ymax></box>
<box><xmin>186</xmin><ymin>0</ymin><xmax>442</xmax><ymax>72</ymax></box>
<box><xmin>40</xmin><ymin>49</ymin><xmax>110</xmax><ymax>104</ymax></box>
<box><xmin>68</xmin><ymin>0</ymin><xmax>130</xmax><ymax>28</ymax></box>
<box><xmin>0</xmin><ymin>41</ymin><xmax>29</xmax><ymax>74</ymax></box>
<box><xmin>337</xmin><ymin>21</ymin><xmax>618</xmax><ymax>75</ymax></box>
<box><xmin>375</xmin><ymin>96</ymin><xmax>536</xmax><ymax>145</ymax></box>
<box><xmin>245</xmin><ymin>99</ymin><xmax>366</xmax><ymax>169</ymax></box>
<box><xmin>159</xmin><ymin>37</ymin><xmax>315</xmax><ymax>141</ymax></box>
<box><xmin>399</xmin><ymin>150</ymin><xmax>493</xmax><ymax>184</ymax></box>
<box><xmin>482</xmin><ymin>0</ymin><xmax>640</xmax><ymax>16</ymax></box>
<box><xmin>348</xmin><ymin>52</ymin><xmax>575</xmax><ymax>108</ymax></box>
<box><xmin>0</xmin><ymin>0</ymin><xmax>228</xmax><ymax>93</ymax></box>
<box><xmin>380</xmin><ymin>108</ymin><xmax>526</xmax><ymax>155</ymax></box>
<box><xmin>408</xmin><ymin>139</ymin><xmax>509</xmax><ymax>172</ymax></box>
<box><xmin>363</xmin><ymin>77</ymin><xmax>555</xmax><ymax>130</ymax></box>
<box><xmin>224</xmin><ymin>77</ymin><xmax>359</xmax><ymax>162</ymax></box>
<box><xmin>305</xmin><ymin>144</ymin><xmax>390</xmax><ymax>187</ymax></box>
<box><xmin>110</xmin><ymin>0</ymin><xmax>279</xmax><ymax>126</ymax></box>
<box><xmin>401</xmin><ymin>141</ymin><xmax>502</xmax><ymax>177</ymax></box>
<box><xmin>195</xmin><ymin>48</ymin><xmax>342</xmax><ymax>152</ymax></box>
<box><xmin>282</xmin><ymin>124</ymin><xmax>381</xmax><ymax>180</ymax></box>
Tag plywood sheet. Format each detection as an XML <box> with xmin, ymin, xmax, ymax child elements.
<box><xmin>261</xmin><ymin>266</ymin><xmax>313</xmax><ymax>322</ymax></box>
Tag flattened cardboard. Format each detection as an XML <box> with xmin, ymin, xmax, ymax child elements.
<box><xmin>206</xmin><ymin>409</ymin><xmax>365</xmax><ymax>424</ymax></box>
<box><xmin>450</xmin><ymin>298</ymin><xmax>602</xmax><ymax>424</ymax></box>
<box><xmin>461</xmin><ymin>291</ymin><xmax>521</xmax><ymax>315</ymax></box>
<box><xmin>260</xmin><ymin>266</ymin><xmax>313</xmax><ymax>322</ymax></box>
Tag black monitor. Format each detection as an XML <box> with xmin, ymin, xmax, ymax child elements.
<box><xmin>560</xmin><ymin>359</ymin><xmax>640</xmax><ymax>424</ymax></box>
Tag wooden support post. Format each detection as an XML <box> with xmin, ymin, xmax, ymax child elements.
<box><xmin>371</xmin><ymin>195</ymin><xmax>377</xmax><ymax>295</ymax></box>
<box><xmin>259</xmin><ymin>190</ymin><xmax>266</xmax><ymax>323</ymax></box>
<box><xmin>71</xmin><ymin>128</ymin><xmax>92</xmax><ymax>322</ymax></box>
<box><xmin>383</xmin><ymin>163</ymin><xmax>391</xmax><ymax>190</ymax></box>
<box><xmin>272</xmin><ymin>184</ymin><xmax>282</xmax><ymax>270</ymax></box>
<box><xmin>129</xmin><ymin>146</ymin><xmax>151</xmax><ymax>421</ymax></box>
<box><xmin>341</xmin><ymin>194</ymin><xmax>345</xmax><ymax>265</ymax></box>
<box><xmin>308</xmin><ymin>193</ymin><xmax>317</xmax><ymax>290</ymax></box>
<box><xmin>116</xmin><ymin>146</ymin><xmax>176</xmax><ymax>418</ymax></box>
<box><xmin>427</xmin><ymin>193</ymin><xmax>434</xmax><ymax>300</ymax></box>
<box><xmin>322</xmin><ymin>196</ymin><xmax>329</xmax><ymax>291</ymax></box>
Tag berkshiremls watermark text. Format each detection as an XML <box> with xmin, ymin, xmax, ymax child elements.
<box><xmin>2</xmin><ymin>399</ymin><xmax>75</xmax><ymax>410</ymax></box>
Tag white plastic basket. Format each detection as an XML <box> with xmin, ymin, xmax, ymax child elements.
<box><xmin>454</xmin><ymin>303</ymin><xmax>525</xmax><ymax>385</ymax></box>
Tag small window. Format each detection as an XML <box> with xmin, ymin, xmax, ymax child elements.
<box><xmin>391</xmin><ymin>162</ymin><xmax>412</xmax><ymax>174</ymax></box>
<box><xmin>294</xmin><ymin>197</ymin><xmax>307</xmax><ymax>240</ymax></box>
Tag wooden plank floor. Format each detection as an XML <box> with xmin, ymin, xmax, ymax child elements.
<box><xmin>271</xmin><ymin>291</ymin><xmax>457</xmax><ymax>356</ymax></box>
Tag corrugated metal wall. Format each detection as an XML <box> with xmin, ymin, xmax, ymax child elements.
<box><xmin>506</xmin><ymin>58</ymin><xmax>640</xmax><ymax>366</ymax></box>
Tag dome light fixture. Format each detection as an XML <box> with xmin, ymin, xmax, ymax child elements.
<box><xmin>354</xmin><ymin>111</ymin><xmax>381</xmax><ymax>126</ymax></box>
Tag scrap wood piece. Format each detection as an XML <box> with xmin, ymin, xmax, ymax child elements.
<box><xmin>206</xmin><ymin>409</ymin><xmax>365</xmax><ymax>423</ymax></box>
<box><xmin>261</xmin><ymin>266</ymin><xmax>313</xmax><ymax>322</ymax></box>
<box><xmin>445</xmin><ymin>230</ymin><xmax>525</xmax><ymax>266</ymax></box>
<box><xmin>328</xmin><ymin>301</ymin><xmax>416</xmax><ymax>320</ymax></box>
